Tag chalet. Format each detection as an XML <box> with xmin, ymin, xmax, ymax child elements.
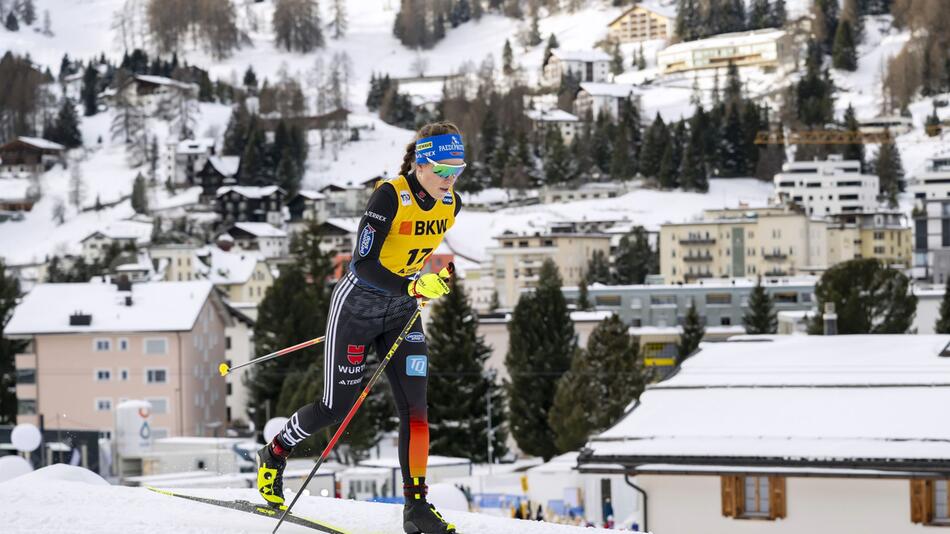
<box><xmin>215</xmin><ymin>185</ymin><xmax>285</xmax><ymax>226</ymax></box>
<box><xmin>110</xmin><ymin>74</ymin><xmax>197</xmax><ymax>113</ymax></box>
<box><xmin>287</xmin><ymin>190</ymin><xmax>327</xmax><ymax>224</ymax></box>
<box><xmin>80</xmin><ymin>221</ymin><xmax>154</xmax><ymax>263</ymax></box>
<box><xmin>525</xmin><ymin>109</ymin><xmax>580</xmax><ymax>144</ymax></box>
<box><xmin>225</xmin><ymin>222</ymin><xmax>288</xmax><ymax>259</ymax></box>
<box><xmin>0</xmin><ymin>137</ymin><xmax>65</xmax><ymax>178</ymax></box>
<box><xmin>197</xmin><ymin>156</ymin><xmax>240</xmax><ymax>204</ymax></box>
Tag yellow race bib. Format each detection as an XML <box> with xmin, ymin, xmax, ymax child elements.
<box><xmin>377</xmin><ymin>175</ymin><xmax>456</xmax><ymax>277</ymax></box>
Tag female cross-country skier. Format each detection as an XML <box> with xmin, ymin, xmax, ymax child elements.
<box><xmin>256</xmin><ymin>121</ymin><xmax>466</xmax><ymax>534</ymax></box>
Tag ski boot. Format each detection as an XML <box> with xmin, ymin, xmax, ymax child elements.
<box><xmin>403</xmin><ymin>477</ymin><xmax>457</xmax><ymax>534</ymax></box>
<box><xmin>256</xmin><ymin>439</ymin><xmax>290</xmax><ymax>508</ymax></box>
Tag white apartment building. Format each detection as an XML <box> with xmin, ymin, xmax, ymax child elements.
<box><xmin>574</xmin><ymin>82</ymin><xmax>636</xmax><ymax>120</ymax></box>
<box><xmin>607</xmin><ymin>2</ymin><xmax>675</xmax><ymax>43</ymax></box>
<box><xmin>543</xmin><ymin>49</ymin><xmax>611</xmax><ymax>87</ymax></box>
<box><xmin>909</xmin><ymin>154</ymin><xmax>950</xmax><ymax>202</ymax></box>
<box><xmin>80</xmin><ymin>221</ymin><xmax>154</xmax><ymax>263</ymax></box>
<box><xmin>525</xmin><ymin>109</ymin><xmax>580</xmax><ymax>144</ymax></box>
<box><xmin>657</xmin><ymin>28</ymin><xmax>793</xmax><ymax>75</ymax></box>
<box><xmin>774</xmin><ymin>156</ymin><xmax>879</xmax><ymax>217</ymax></box>
<box><xmin>165</xmin><ymin>138</ymin><xmax>215</xmax><ymax>186</ymax></box>
<box><xmin>226</xmin><ymin>222</ymin><xmax>288</xmax><ymax>259</ymax></box>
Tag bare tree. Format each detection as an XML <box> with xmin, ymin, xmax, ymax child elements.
<box><xmin>330</xmin><ymin>0</ymin><xmax>347</xmax><ymax>39</ymax></box>
<box><xmin>273</xmin><ymin>0</ymin><xmax>324</xmax><ymax>52</ymax></box>
<box><xmin>68</xmin><ymin>159</ymin><xmax>86</xmax><ymax>210</ymax></box>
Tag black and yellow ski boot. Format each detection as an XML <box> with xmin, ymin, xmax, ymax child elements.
<box><xmin>256</xmin><ymin>439</ymin><xmax>290</xmax><ymax>508</ymax></box>
<box><xmin>403</xmin><ymin>477</ymin><xmax>457</xmax><ymax>534</ymax></box>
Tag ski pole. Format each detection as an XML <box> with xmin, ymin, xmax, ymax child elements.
<box><xmin>218</xmin><ymin>336</ymin><xmax>326</xmax><ymax>377</ymax></box>
<box><xmin>273</xmin><ymin>263</ymin><xmax>454</xmax><ymax>534</ymax></box>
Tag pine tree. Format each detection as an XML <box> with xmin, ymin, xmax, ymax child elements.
<box><xmin>813</xmin><ymin>0</ymin><xmax>839</xmax><ymax>53</ymax></box>
<box><xmin>502</xmin><ymin>39</ymin><xmax>514</xmax><ymax>75</ymax></box>
<box><xmin>678</xmin><ymin>300</ymin><xmax>704</xmax><ymax>362</ymax></box>
<box><xmin>19</xmin><ymin>0</ymin><xmax>36</xmax><ymax>25</ymax></box>
<box><xmin>743</xmin><ymin>276</ymin><xmax>777</xmax><ymax>334</ymax></box>
<box><xmin>609</xmin><ymin>121</ymin><xmax>634</xmax><ymax>179</ymax></box>
<box><xmin>5</xmin><ymin>11</ymin><xmax>18</xmax><ymax>31</ymax></box>
<box><xmin>841</xmin><ymin>104</ymin><xmax>865</xmax><ymax>167</ymax></box>
<box><xmin>80</xmin><ymin>64</ymin><xmax>99</xmax><ymax>116</ymax></box>
<box><xmin>926</xmin><ymin>103</ymin><xmax>942</xmax><ymax>137</ymax></box>
<box><xmin>675</xmin><ymin>0</ymin><xmax>701</xmax><ymax>41</ymax></box>
<box><xmin>832</xmin><ymin>19</ymin><xmax>858</xmax><ymax>71</ymax></box>
<box><xmin>576</xmin><ymin>277</ymin><xmax>591</xmax><ymax>311</ymax></box>
<box><xmin>873</xmin><ymin>137</ymin><xmax>904</xmax><ymax>208</ymax></box>
<box><xmin>657</xmin><ymin>142</ymin><xmax>675</xmax><ymax>187</ymax></box>
<box><xmin>249</xmin><ymin>222</ymin><xmax>334</xmax><ymax>430</ymax></box>
<box><xmin>0</xmin><ymin>260</ymin><xmax>24</xmax><ymax>424</ymax></box>
<box><xmin>542</xmin><ymin>33</ymin><xmax>559</xmax><ymax>68</ymax></box>
<box><xmin>223</xmin><ymin>101</ymin><xmax>250</xmax><ymax>156</ymax></box>
<box><xmin>808</xmin><ymin>259</ymin><xmax>917</xmax><ymax>334</ymax></box>
<box><xmin>769</xmin><ymin>0</ymin><xmax>787</xmax><ymax>27</ymax></box>
<box><xmin>505</xmin><ymin>259</ymin><xmax>575</xmax><ymax>461</ymax></box>
<box><xmin>543</xmin><ymin>126</ymin><xmax>570</xmax><ymax>184</ymax></box>
<box><xmin>935</xmin><ymin>279</ymin><xmax>950</xmax><ymax>334</ymax></box>
<box><xmin>639</xmin><ymin>113</ymin><xmax>668</xmax><ymax>178</ymax></box>
<box><xmin>49</xmin><ymin>98</ymin><xmax>82</xmax><ymax>148</ymax></box>
<box><xmin>614</xmin><ymin>226</ymin><xmax>657</xmax><ymax>285</ymax></box>
<box><xmin>427</xmin><ymin>276</ymin><xmax>509</xmax><ymax>462</ymax></box>
<box><xmin>131</xmin><ymin>172</ymin><xmax>149</xmax><ymax>214</ymax></box>
<box><xmin>549</xmin><ymin>314</ymin><xmax>645</xmax><ymax>453</ymax></box>
<box><xmin>527</xmin><ymin>9</ymin><xmax>542</xmax><ymax>46</ymax></box>
<box><xmin>795</xmin><ymin>40</ymin><xmax>836</xmax><ymax>127</ymax></box>
<box><xmin>841</xmin><ymin>0</ymin><xmax>863</xmax><ymax>44</ymax></box>
<box><xmin>586</xmin><ymin>250</ymin><xmax>611</xmax><ymax>284</ymax></box>
<box><xmin>330</xmin><ymin>0</ymin><xmax>347</xmax><ymax>39</ymax></box>
<box><xmin>243</xmin><ymin>66</ymin><xmax>258</xmax><ymax>92</ymax></box>
<box><xmin>749</xmin><ymin>0</ymin><xmax>770</xmax><ymax>30</ymax></box>
<box><xmin>610</xmin><ymin>41</ymin><xmax>624</xmax><ymax>76</ymax></box>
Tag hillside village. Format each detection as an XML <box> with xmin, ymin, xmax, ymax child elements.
<box><xmin>2</xmin><ymin>0</ymin><xmax>950</xmax><ymax>532</ymax></box>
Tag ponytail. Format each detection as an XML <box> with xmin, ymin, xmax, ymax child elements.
<box><xmin>399</xmin><ymin>121</ymin><xmax>462</xmax><ymax>177</ymax></box>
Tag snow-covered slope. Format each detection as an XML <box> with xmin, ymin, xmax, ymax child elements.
<box><xmin>0</xmin><ymin>465</ymin><xmax>610</xmax><ymax>534</ymax></box>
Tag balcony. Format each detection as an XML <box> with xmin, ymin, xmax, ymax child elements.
<box><xmin>683</xmin><ymin>254</ymin><xmax>714</xmax><ymax>262</ymax></box>
<box><xmin>764</xmin><ymin>269</ymin><xmax>788</xmax><ymax>276</ymax></box>
<box><xmin>763</xmin><ymin>252</ymin><xmax>788</xmax><ymax>261</ymax></box>
<box><xmin>680</xmin><ymin>237</ymin><xmax>716</xmax><ymax>245</ymax></box>
<box><xmin>684</xmin><ymin>272</ymin><xmax>714</xmax><ymax>281</ymax></box>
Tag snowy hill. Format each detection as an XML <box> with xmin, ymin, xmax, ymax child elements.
<box><xmin>0</xmin><ymin>465</ymin><xmax>610</xmax><ymax>534</ymax></box>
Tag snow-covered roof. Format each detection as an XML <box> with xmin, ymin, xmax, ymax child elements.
<box><xmin>133</xmin><ymin>74</ymin><xmax>193</xmax><ymax>90</ymax></box>
<box><xmin>176</xmin><ymin>138</ymin><xmax>215</xmax><ymax>155</ymax></box>
<box><xmin>216</xmin><ymin>185</ymin><xmax>282</xmax><ymax>199</ymax></box>
<box><xmin>324</xmin><ymin>217</ymin><xmax>360</xmax><ymax>234</ymax></box>
<box><xmin>5</xmin><ymin>281</ymin><xmax>215</xmax><ymax>335</ymax></box>
<box><xmin>579</xmin><ymin>82</ymin><xmax>635</xmax><ymax>98</ymax></box>
<box><xmin>80</xmin><ymin>220</ymin><xmax>153</xmax><ymax>243</ymax></box>
<box><xmin>208</xmin><ymin>156</ymin><xmax>240</xmax><ymax>177</ymax></box>
<box><xmin>659</xmin><ymin>28</ymin><xmax>787</xmax><ymax>56</ymax></box>
<box><xmin>197</xmin><ymin>248</ymin><xmax>261</xmax><ymax>285</ymax></box>
<box><xmin>295</xmin><ymin>189</ymin><xmax>327</xmax><ymax>201</ymax></box>
<box><xmin>527</xmin><ymin>452</ymin><xmax>581</xmax><ymax>474</ymax></box>
<box><xmin>12</xmin><ymin>136</ymin><xmax>65</xmax><ymax>151</ymax></box>
<box><xmin>583</xmin><ymin>335</ymin><xmax>950</xmax><ymax>468</ymax></box>
<box><xmin>552</xmin><ymin>49</ymin><xmax>611</xmax><ymax>63</ymax></box>
<box><xmin>525</xmin><ymin>109</ymin><xmax>579</xmax><ymax>122</ymax></box>
<box><xmin>229</xmin><ymin>222</ymin><xmax>287</xmax><ymax>238</ymax></box>
<box><xmin>569</xmin><ymin>311</ymin><xmax>614</xmax><ymax>322</ymax></box>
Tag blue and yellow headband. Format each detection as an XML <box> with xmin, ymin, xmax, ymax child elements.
<box><xmin>415</xmin><ymin>133</ymin><xmax>465</xmax><ymax>165</ymax></box>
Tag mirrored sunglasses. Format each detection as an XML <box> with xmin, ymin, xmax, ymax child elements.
<box><xmin>427</xmin><ymin>157</ymin><xmax>466</xmax><ymax>179</ymax></box>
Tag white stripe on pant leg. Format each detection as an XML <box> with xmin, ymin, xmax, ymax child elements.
<box><xmin>323</xmin><ymin>277</ymin><xmax>348</xmax><ymax>407</ymax></box>
<box><xmin>323</xmin><ymin>276</ymin><xmax>355</xmax><ymax>409</ymax></box>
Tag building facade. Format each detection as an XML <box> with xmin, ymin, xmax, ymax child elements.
<box><xmin>543</xmin><ymin>49</ymin><xmax>611</xmax><ymax>87</ymax></box>
<box><xmin>0</xmin><ymin>137</ymin><xmax>65</xmax><ymax>178</ymax></box>
<box><xmin>607</xmin><ymin>3</ymin><xmax>674</xmax><ymax>43</ymax></box>
<box><xmin>660</xmin><ymin>206</ymin><xmax>828</xmax><ymax>283</ymax></box>
<box><xmin>226</xmin><ymin>222</ymin><xmax>288</xmax><ymax>259</ymax></box>
<box><xmin>656</xmin><ymin>28</ymin><xmax>793</xmax><ymax>75</ymax></box>
<box><xmin>826</xmin><ymin>211</ymin><xmax>911</xmax><ymax>268</ymax></box>
<box><xmin>7</xmin><ymin>281</ymin><xmax>228</xmax><ymax>438</ymax></box>
<box><xmin>215</xmin><ymin>185</ymin><xmax>285</xmax><ymax>226</ymax></box>
<box><xmin>165</xmin><ymin>138</ymin><xmax>215</xmax><ymax>186</ymax></box>
<box><xmin>287</xmin><ymin>190</ymin><xmax>328</xmax><ymax>225</ymax></box>
<box><xmin>909</xmin><ymin>154</ymin><xmax>950</xmax><ymax>202</ymax></box>
<box><xmin>774</xmin><ymin>156</ymin><xmax>880</xmax><ymax>217</ymax></box>
<box><xmin>488</xmin><ymin>232</ymin><xmax>612</xmax><ymax>307</ymax></box>
<box><xmin>197</xmin><ymin>156</ymin><xmax>240</xmax><ymax>204</ymax></box>
<box><xmin>525</xmin><ymin>109</ymin><xmax>580</xmax><ymax>145</ymax></box>
<box><xmin>560</xmin><ymin>277</ymin><xmax>816</xmax><ymax>328</ymax></box>
<box><xmin>574</xmin><ymin>83</ymin><xmax>636</xmax><ymax>120</ymax></box>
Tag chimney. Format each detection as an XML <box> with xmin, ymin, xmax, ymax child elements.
<box><xmin>125</xmin><ymin>295</ymin><xmax>133</xmax><ymax>307</ymax></box>
<box><xmin>69</xmin><ymin>311</ymin><xmax>92</xmax><ymax>326</ymax></box>
<box><xmin>823</xmin><ymin>302</ymin><xmax>837</xmax><ymax>335</ymax></box>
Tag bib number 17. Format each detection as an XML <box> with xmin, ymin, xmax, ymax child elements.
<box><xmin>406</xmin><ymin>248</ymin><xmax>433</xmax><ymax>266</ymax></box>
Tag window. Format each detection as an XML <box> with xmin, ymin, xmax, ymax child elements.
<box><xmin>95</xmin><ymin>369</ymin><xmax>111</xmax><ymax>381</ymax></box>
<box><xmin>144</xmin><ymin>338</ymin><xmax>167</xmax><ymax>355</ymax></box>
<box><xmin>94</xmin><ymin>338</ymin><xmax>111</xmax><ymax>352</ymax></box>
<box><xmin>146</xmin><ymin>397</ymin><xmax>169</xmax><ymax>414</ymax></box>
<box><xmin>911</xmin><ymin>479</ymin><xmax>950</xmax><ymax>524</ymax></box>
<box><xmin>17</xmin><ymin>399</ymin><xmax>36</xmax><ymax>415</ymax></box>
<box><xmin>146</xmin><ymin>369</ymin><xmax>168</xmax><ymax>384</ymax></box>
<box><xmin>16</xmin><ymin>368</ymin><xmax>36</xmax><ymax>384</ymax></box>
<box><xmin>721</xmin><ymin>317</ymin><xmax>732</xmax><ymax>326</ymax></box>
<box><xmin>225</xmin><ymin>336</ymin><xmax>232</xmax><ymax>350</ymax></box>
<box><xmin>650</xmin><ymin>295</ymin><xmax>677</xmax><ymax>306</ymax></box>
<box><xmin>95</xmin><ymin>398</ymin><xmax>112</xmax><ymax>412</ymax></box>
<box><xmin>706</xmin><ymin>293</ymin><xmax>732</xmax><ymax>305</ymax></box>
<box><xmin>120</xmin><ymin>369</ymin><xmax>129</xmax><ymax>381</ymax></box>
<box><xmin>595</xmin><ymin>295</ymin><xmax>622</xmax><ymax>306</ymax></box>
<box><xmin>118</xmin><ymin>338</ymin><xmax>129</xmax><ymax>351</ymax></box>
<box><xmin>721</xmin><ymin>476</ymin><xmax>785</xmax><ymax>520</ymax></box>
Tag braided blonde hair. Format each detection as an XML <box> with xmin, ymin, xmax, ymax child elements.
<box><xmin>399</xmin><ymin>121</ymin><xmax>462</xmax><ymax>177</ymax></box>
